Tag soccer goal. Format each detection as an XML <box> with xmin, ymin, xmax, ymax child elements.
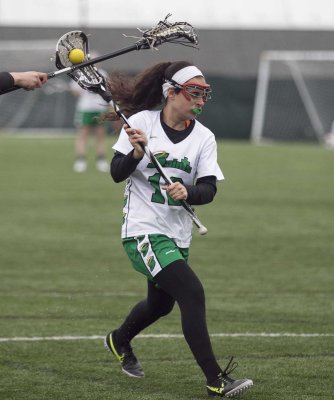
<box><xmin>251</xmin><ymin>51</ymin><xmax>334</xmax><ymax>145</ymax></box>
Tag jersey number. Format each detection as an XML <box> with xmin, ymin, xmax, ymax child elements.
<box><xmin>148</xmin><ymin>172</ymin><xmax>183</xmax><ymax>206</ymax></box>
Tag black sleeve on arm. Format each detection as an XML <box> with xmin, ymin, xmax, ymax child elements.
<box><xmin>0</xmin><ymin>72</ymin><xmax>15</xmax><ymax>92</ymax></box>
<box><xmin>184</xmin><ymin>176</ymin><xmax>217</xmax><ymax>205</ymax></box>
<box><xmin>110</xmin><ymin>150</ymin><xmax>143</xmax><ymax>182</ymax></box>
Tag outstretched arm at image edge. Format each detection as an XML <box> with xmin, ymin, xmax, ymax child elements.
<box><xmin>0</xmin><ymin>72</ymin><xmax>15</xmax><ymax>92</ymax></box>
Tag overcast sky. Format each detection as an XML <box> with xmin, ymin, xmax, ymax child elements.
<box><xmin>1</xmin><ymin>0</ymin><xmax>334</xmax><ymax>30</ymax></box>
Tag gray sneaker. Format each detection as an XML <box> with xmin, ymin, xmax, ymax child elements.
<box><xmin>73</xmin><ymin>158</ymin><xmax>87</xmax><ymax>173</ymax></box>
<box><xmin>96</xmin><ymin>158</ymin><xmax>109</xmax><ymax>172</ymax></box>
<box><xmin>104</xmin><ymin>330</ymin><xmax>145</xmax><ymax>378</ymax></box>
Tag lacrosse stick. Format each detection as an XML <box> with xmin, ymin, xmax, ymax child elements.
<box><xmin>53</xmin><ymin>25</ymin><xmax>207</xmax><ymax>234</ymax></box>
<box><xmin>0</xmin><ymin>14</ymin><xmax>198</xmax><ymax>95</ymax></box>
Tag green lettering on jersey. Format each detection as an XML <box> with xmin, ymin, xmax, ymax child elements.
<box><xmin>147</xmin><ymin>152</ymin><xmax>192</xmax><ymax>174</ymax></box>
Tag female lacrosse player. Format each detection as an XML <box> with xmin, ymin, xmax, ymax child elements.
<box><xmin>104</xmin><ymin>61</ymin><xmax>253</xmax><ymax>398</ymax></box>
<box><xmin>0</xmin><ymin>71</ymin><xmax>47</xmax><ymax>92</ymax></box>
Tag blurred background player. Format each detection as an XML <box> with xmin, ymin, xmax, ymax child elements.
<box><xmin>70</xmin><ymin>60</ymin><xmax>110</xmax><ymax>173</ymax></box>
<box><xmin>0</xmin><ymin>71</ymin><xmax>48</xmax><ymax>92</ymax></box>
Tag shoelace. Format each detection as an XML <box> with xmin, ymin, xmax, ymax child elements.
<box><xmin>220</xmin><ymin>356</ymin><xmax>239</xmax><ymax>384</ymax></box>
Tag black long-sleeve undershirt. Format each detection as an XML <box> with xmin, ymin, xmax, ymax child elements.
<box><xmin>110</xmin><ymin>150</ymin><xmax>142</xmax><ymax>183</ymax></box>
<box><xmin>110</xmin><ymin>151</ymin><xmax>217</xmax><ymax>205</ymax></box>
<box><xmin>0</xmin><ymin>72</ymin><xmax>15</xmax><ymax>92</ymax></box>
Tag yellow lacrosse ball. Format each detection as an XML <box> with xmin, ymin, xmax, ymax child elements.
<box><xmin>68</xmin><ymin>48</ymin><xmax>85</xmax><ymax>64</ymax></box>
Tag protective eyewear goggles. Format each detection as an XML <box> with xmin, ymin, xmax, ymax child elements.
<box><xmin>181</xmin><ymin>82</ymin><xmax>212</xmax><ymax>102</ymax></box>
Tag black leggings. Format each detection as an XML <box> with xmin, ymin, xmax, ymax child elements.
<box><xmin>114</xmin><ymin>260</ymin><xmax>222</xmax><ymax>382</ymax></box>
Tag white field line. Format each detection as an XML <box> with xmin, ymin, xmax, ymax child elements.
<box><xmin>0</xmin><ymin>332</ymin><xmax>333</xmax><ymax>343</ymax></box>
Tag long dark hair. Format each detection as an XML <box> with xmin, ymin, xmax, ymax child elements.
<box><xmin>105</xmin><ymin>61</ymin><xmax>193</xmax><ymax>120</ymax></box>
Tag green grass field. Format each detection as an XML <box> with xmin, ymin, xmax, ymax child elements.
<box><xmin>0</xmin><ymin>135</ymin><xmax>333</xmax><ymax>400</ymax></box>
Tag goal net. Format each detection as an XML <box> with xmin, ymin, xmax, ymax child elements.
<box><xmin>251</xmin><ymin>51</ymin><xmax>334</xmax><ymax>145</ymax></box>
<box><xmin>0</xmin><ymin>39</ymin><xmax>75</xmax><ymax>132</ymax></box>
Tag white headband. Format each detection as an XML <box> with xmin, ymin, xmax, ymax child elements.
<box><xmin>162</xmin><ymin>66</ymin><xmax>204</xmax><ymax>98</ymax></box>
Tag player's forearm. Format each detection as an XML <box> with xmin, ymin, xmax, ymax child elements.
<box><xmin>0</xmin><ymin>72</ymin><xmax>15</xmax><ymax>92</ymax></box>
<box><xmin>110</xmin><ymin>150</ymin><xmax>142</xmax><ymax>182</ymax></box>
<box><xmin>184</xmin><ymin>176</ymin><xmax>217</xmax><ymax>205</ymax></box>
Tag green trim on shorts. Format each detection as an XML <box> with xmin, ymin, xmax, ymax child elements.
<box><xmin>122</xmin><ymin>234</ymin><xmax>189</xmax><ymax>281</ymax></box>
<box><xmin>75</xmin><ymin>111</ymin><xmax>103</xmax><ymax>126</ymax></box>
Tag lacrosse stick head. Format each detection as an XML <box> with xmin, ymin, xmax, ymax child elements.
<box><xmin>55</xmin><ymin>30</ymin><xmax>107</xmax><ymax>94</ymax></box>
<box><xmin>55</xmin><ymin>31</ymin><xmax>89</xmax><ymax>69</ymax></box>
<box><xmin>133</xmin><ymin>14</ymin><xmax>199</xmax><ymax>50</ymax></box>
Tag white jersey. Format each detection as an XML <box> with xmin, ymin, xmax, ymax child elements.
<box><xmin>113</xmin><ymin>110</ymin><xmax>224</xmax><ymax>248</ymax></box>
